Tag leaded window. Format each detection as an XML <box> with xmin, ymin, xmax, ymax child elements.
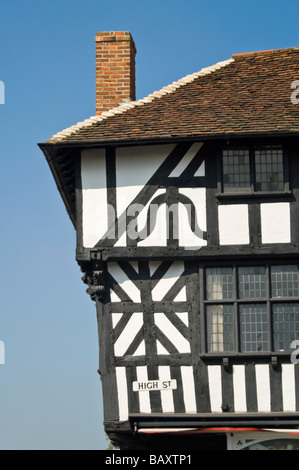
<box><xmin>255</xmin><ymin>147</ymin><xmax>284</xmax><ymax>191</ymax></box>
<box><xmin>204</xmin><ymin>264</ymin><xmax>299</xmax><ymax>354</ymax></box>
<box><xmin>223</xmin><ymin>149</ymin><xmax>251</xmax><ymax>192</ymax></box>
<box><xmin>222</xmin><ymin>145</ymin><xmax>287</xmax><ymax>194</ymax></box>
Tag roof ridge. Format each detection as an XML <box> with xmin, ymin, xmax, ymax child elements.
<box><xmin>48</xmin><ymin>58</ymin><xmax>234</xmax><ymax>142</ymax></box>
<box><xmin>233</xmin><ymin>46</ymin><xmax>299</xmax><ymax>58</ymax></box>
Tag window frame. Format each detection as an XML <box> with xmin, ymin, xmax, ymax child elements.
<box><xmin>200</xmin><ymin>262</ymin><xmax>299</xmax><ymax>358</ymax></box>
<box><xmin>217</xmin><ymin>144</ymin><xmax>290</xmax><ymax>199</ymax></box>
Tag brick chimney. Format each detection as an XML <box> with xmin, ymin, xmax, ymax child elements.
<box><xmin>95</xmin><ymin>31</ymin><xmax>137</xmax><ymax>115</ymax></box>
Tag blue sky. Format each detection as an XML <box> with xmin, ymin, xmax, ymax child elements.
<box><xmin>0</xmin><ymin>0</ymin><xmax>298</xmax><ymax>450</ymax></box>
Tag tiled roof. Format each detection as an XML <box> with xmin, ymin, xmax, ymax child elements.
<box><xmin>47</xmin><ymin>47</ymin><xmax>299</xmax><ymax>144</ymax></box>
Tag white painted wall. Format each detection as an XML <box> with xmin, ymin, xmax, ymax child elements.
<box><xmin>151</xmin><ymin>261</ymin><xmax>185</xmax><ymax>301</ymax></box>
<box><xmin>137</xmin><ymin>189</ymin><xmax>167</xmax><ymax>247</ymax></box>
<box><xmin>169</xmin><ymin>142</ymin><xmax>203</xmax><ymax>177</ymax></box>
<box><xmin>109</xmin><ymin>262</ymin><xmax>141</xmax><ymax>302</ymax></box>
<box><xmin>154</xmin><ymin>313</ymin><xmax>190</xmax><ymax>353</ymax></box>
<box><xmin>112</xmin><ymin>312</ymin><xmax>144</xmax><ymax>356</ymax></box>
<box><xmin>116</xmin><ymin>144</ymin><xmax>175</xmax><ymax>221</ymax></box>
<box><xmin>81</xmin><ymin>149</ymin><xmax>107</xmax><ymax>248</ymax></box>
<box><xmin>81</xmin><ymin>144</ymin><xmax>209</xmax><ymax>249</ymax></box>
<box><xmin>178</xmin><ymin>188</ymin><xmax>207</xmax><ymax>247</ymax></box>
<box><xmin>261</xmin><ymin>202</ymin><xmax>291</xmax><ymax>244</ymax></box>
<box><xmin>218</xmin><ymin>204</ymin><xmax>249</xmax><ymax>245</ymax></box>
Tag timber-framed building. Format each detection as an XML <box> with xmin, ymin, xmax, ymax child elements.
<box><xmin>39</xmin><ymin>34</ymin><xmax>299</xmax><ymax>450</ymax></box>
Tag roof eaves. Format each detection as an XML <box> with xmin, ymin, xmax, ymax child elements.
<box><xmin>48</xmin><ymin>58</ymin><xmax>234</xmax><ymax>143</ymax></box>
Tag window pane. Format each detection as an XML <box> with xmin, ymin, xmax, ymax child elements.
<box><xmin>223</xmin><ymin>149</ymin><xmax>251</xmax><ymax>192</ymax></box>
<box><xmin>206</xmin><ymin>267</ymin><xmax>233</xmax><ymax>300</ymax></box>
<box><xmin>273</xmin><ymin>303</ymin><xmax>299</xmax><ymax>351</ymax></box>
<box><xmin>271</xmin><ymin>265</ymin><xmax>299</xmax><ymax>298</ymax></box>
<box><xmin>241</xmin><ymin>439</ymin><xmax>299</xmax><ymax>451</ymax></box>
<box><xmin>206</xmin><ymin>305</ymin><xmax>234</xmax><ymax>352</ymax></box>
<box><xmin>240</xmin><ymin>304</ymin><xmax>268</xmax><ymax>352</ymax></box>
<box><xmin>255</xmin><ymin>147</ymin><xmax>284</xmax><ymax>191</ymax></box>
<box><xmin>238</xmin><ymin>266</ymin><xmax>266</xmax><ymax>299</ymax></box>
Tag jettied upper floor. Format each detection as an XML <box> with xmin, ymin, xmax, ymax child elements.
<box><xmin>38</xmin><ymin>44</ymin><xmax>299</xmax><ymax>266</ymax></box>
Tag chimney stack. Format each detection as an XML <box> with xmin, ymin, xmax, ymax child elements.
<box><xmin>95</xmin><ymin>31</ymin><xmax>137</xmax><ymax>115</ymax></box>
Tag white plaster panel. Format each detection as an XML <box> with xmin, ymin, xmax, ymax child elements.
<box><xmin>218</xmin><ymin>204</ymin><xmax>249</xmax><ymax>245</ymax></box>
<box><xmin>81</xmin><ymin>149</ymin><xmax>107</xmax><ymax>248</ymax></box>
<box><xmin>255</xmin><ymin>364</ymin><xmax>271</xmax><ymax>412</ymax></box>
<box><xmin>173</xmin><ymin>286</ymin><xmax>187</xmax><ymax>302</ymax></box>
<box><xmin>154</xmin><ymin>313</ymin><xmax>191</xmax><ymax>353</ymax></box>
<box><xmin>181</xmin><ymin>366</ymin><xmax>197</xmax><ymax>413</ymax></box>
<box><xmin>137</xmin><ymin>189</ymin><xmax>167</xmax><ymax>247</ymax></box>
<box><xmin>261</xmin><ymin>202</ymin><xmax>291</xmax><ymax>244</ymax></box>
<box><xmin>151</xmin><ymin>261</ymin><xmax>185</xmax><ymax>301</ymax></box>
<box><xmin>133</xmin><ymin>341</ymin><xmax>146</xmax><ymax>356</ymax></box>
<box><xmin>158</xmin><ymin>366</ymin><xmax>175</xmax><ymax>413</ymax></box>
<box><xmin>156</xmin><ymin>341</ymin><xmax>169</xmax><ymax>355</ymax></box>
<box><xmin>208</xmin><ymin>365</ymin><xmax>222</xmax><ymax>413</ymax></box>
<box><xmin>149</xmin><ymin>261</ymin><xmax>162</xmax><ymax>278</ymax></box>
<box><xmin>136</xmin><ymin>366</ymin><xmax>151</xmax><ymax>413</ymax></box>
<box><xmin>233</xmin><ymin>365</ymin><xmax>247</xmax><ymax>412</ymax></box>
<box><xmin>194</xmin><ymin>160</ymin><xmax>205</xmax><ymax>177</ymax></box>
<box><xmin>282</xmin><ymin>364</ymin><xmax>296</xmax><ymax>412</ymax></box>
<box><xmin>116</xmin><ymin>144</ymin><xmax>175</xmax><ymax>218</ymax></box>
<box><xmin>115</xmin><ymin>367</ymin><xmax>129</xmax><ymax>421</ymax></box>
<box><xmin>169</xmin><ymin>142</ymin><xmax>203</xmax><ymax>177</ymax></box>
<box><xmin>108</xmin><ymin>262</ymin><xmax>141</xmax><ymax>303</ymax></box>
<box><xmin>178</xmin><ymin>187</ymin><xmax>207</xmax><ymax>247</ymax></box>
<box><xmin>175</xmin><ymin>312</ymin><xmax>189</xmax><ymax>327</ymax></box>
<box><xmin>113</xmin><ymin>312</ymin><xmax>144</xmax><ymax>357</ymax></box>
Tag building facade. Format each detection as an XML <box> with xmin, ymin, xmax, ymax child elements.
<box><xmin>39</xmin><ymin>35</ymin><xmax>299</xmax><ymax>450</ymax></box>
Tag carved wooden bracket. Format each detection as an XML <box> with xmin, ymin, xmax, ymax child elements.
<box><xmin>81</xmin><ymin>260</ymin><xmax>107</xmax><ymax>302</ymax></box>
